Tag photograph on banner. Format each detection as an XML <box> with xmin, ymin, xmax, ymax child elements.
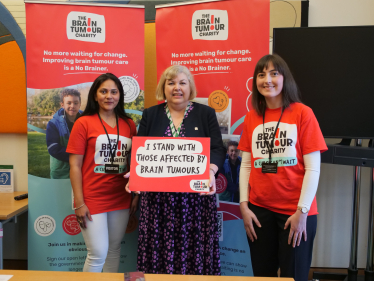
<box><xmin>27</xmin><ymin>84</ymin><xmax>144</xmax><ymax>179</ymax></box>
<box><xmin>216</xmin><ymin>135</ymin><xmax>241</xmax><ymax>203</ymax></box>
<box><xmin>217</xmin><ymin>201</ymin><xmax>253</xmax><ymax>276</ymax></box>
<box><xmin>193</xmin><ymin>97</ymin><xmax>231</xmax><ymax>135</ymax></box>
<box><xmin>26</xmin><ymin>3</ymin><xmax>144</xmax><ymax>179</ymax></box>
<box><xmin>156</xmin><ymin>0</ymin><xmax>269</xmax><ymax>136</ymax></box>
<box><xmin>26</xmin><ymin>1</ymin><xmax>144</xmax><ymax>272</ymax></box>
<box><xmin>130</xmin><ymin>137</ymin><xmax>211</xmax><ymax>192</ymax></box>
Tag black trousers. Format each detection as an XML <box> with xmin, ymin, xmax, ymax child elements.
<box><xmin>247</xmin><ymin>203</ymin><xmax>317</xmax><ymax>281</ymax></box>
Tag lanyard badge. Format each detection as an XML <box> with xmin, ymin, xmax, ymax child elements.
<box><xmin>98</xmin><ymin>113</ymin><xmax>120</xmax><ymax>174</ymax></box>
<box><xmin>261</xmin><ymin>108</ymin><xmax>283</xmax><ymax>174</ymax></box>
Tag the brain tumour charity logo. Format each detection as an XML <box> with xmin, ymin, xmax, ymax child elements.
<box><xmin>67</xmin><ymin>12</ymin><xmax>105</xmax><ymax>43</ymax></box>
<box><xmin>34</xmin><ymin>215</ymin><xmax>56</xmax><ymax>237</ymax></box>
<box><xmin>216</xmin><ymin>173</ymin><xmax>228</xmax><ymax>194</ymax></box>
<box><xmin>63</xmin><ymin>214</ymin><xmax>81</xmax><ymax>236</ymax></box>
<box><xmin>192</xmin><ymin>10</ymin><xmax>228</xmax><ymax>41</ymax></box>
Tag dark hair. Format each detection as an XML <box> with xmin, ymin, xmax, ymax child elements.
<box><xmin>60</xmin><ymin>88</ymin><xmax>81</xmax><ymax>102</ymax></box>
<box><xmin>251</xmin><ymin>54</ymin><xmax>301</xmax><ymax>115</ymax></box>
<box><xmin>227</xmin><ymin>141</ymin><xmax>239</xmax><ymax>149</ymax></box>
<box><xmin>81</xmin><ymin>73</ymin><xmax>133</xmax><ymax>134</ymax></box>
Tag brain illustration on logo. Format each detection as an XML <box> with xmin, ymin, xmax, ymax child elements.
<box><xmin>34</xmin><ymin>215</ymin><xmax>56</xmax><ymax>237</ymax></box>
<box><xmin>62</xmin><ymin>214</ymin><xmax>81</xmax><ymax>235</ymax></box>
<box><xmin>216</xmin><ymin>173</ymin><xmax>228</xmax><ymax>194</ymax></box>
<box><xmin>119</xmin><ymin>76</ymin><xmax>140</xmax><ymax>103</ymax></box>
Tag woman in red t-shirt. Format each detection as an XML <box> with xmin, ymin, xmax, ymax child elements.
<box><xmin>67</xmin><ymin>73</ymin><xmax>138</xmax><ymax>273</ymax></box>
<box><xmin>238</xmin><ymin>54</ymin><xmax>327</xmax><ymax>281</ymax></box>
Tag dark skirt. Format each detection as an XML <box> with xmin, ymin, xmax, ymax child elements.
<box><xmin>136</xmin><ymin>192</ymin><xmax>221</xmax><ymax>275</ymax></box>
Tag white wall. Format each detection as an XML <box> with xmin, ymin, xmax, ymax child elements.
<box><xmin>309</xmin><ymin>0</ymin><xmax>374</xmax><ymax>27</ymax></box>
<box><xmin>0</xmin><ymin>134</ymin><xmax>28</xmax><ymax>260</ymax></box>
<box><xmin>313</xmin><ymin>141</ymin><xmax>371</xmax><ymax>268</ymax></box>
<box><xmin>308</xmin><ymin>0</ymin><xmax>374</xmax><ymax>268</ymax></box>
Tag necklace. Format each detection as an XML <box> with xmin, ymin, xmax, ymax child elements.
<box><xmin>173</xmin><ymin>120</ymin><xmax>183</xmax><ymax>130</ymax></box>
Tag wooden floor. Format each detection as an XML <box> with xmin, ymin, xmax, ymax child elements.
<box><xmin>3</xmin><ymin>260</ymin><xmax>366</xmax><ymax>280</ymax></box>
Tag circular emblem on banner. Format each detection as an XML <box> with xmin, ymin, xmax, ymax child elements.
<box><xmin>208</xmin><ymin>90</ymin><xmax>229</xmax><ymax>112</ymax></box>
<box><xmin>119</xmin><ymin>76</ymin><xmax>140</xmax><ymax>103</ymax></box>
<box><xmin>126</xmin><ymin>215</ymin><xmax>138</xmax><ymax>233</ymax></box>
<box><xmin>34</xmin><ymin>215</ymin><xmax>56</xmax><ymax>237</ymax></box>
<box><xmin>62</xmin><ymin>214</ymin><xmax>81</xmax><ymax>235</ymax></box>
<box><xmin>216</xmin><ymin>173</ymin><xmax>228</xmax><ymax>194</ymax></box>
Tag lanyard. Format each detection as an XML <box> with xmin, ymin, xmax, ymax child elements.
<box><xmin>165</xmin><ymin>102</ymin><xmax>191</xmax><ymax>137</ymax></box>
<box><xmin>97</xmin><ymin>113</ymin><xmax>119</xmax><ymax>165</ymax></box>
<box><xmin>263</xmin><ymin>107</ymin><xmax>283</xmax><ymax>162</ymax></box>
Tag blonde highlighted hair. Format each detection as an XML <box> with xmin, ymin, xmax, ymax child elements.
<box><xmin>155</xmin><ymin>65</ymin><xmax>197</xmax><ymax>101</ymax></box>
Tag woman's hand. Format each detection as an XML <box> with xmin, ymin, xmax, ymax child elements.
<box><xmin>240</xmin><ymin>202</ymin><xmax>261</xmax><ymax>242</ymax></box>
<box><xmin>123</xmin><ymin>172</ymin><xmax>140</xmax><ymax>194</ymax></box>
<box><xmin>205</xmin><ymin>169</ymin><xmax>217</xmax><ymax>195</ymax></box>
<box><xmin>284</xmin><ymin>210</ymin><xmax>308</xmax><ymax>247</ymax></box>
<box><xmin>130</xmin><ymin>195</ymin><xmax>139</xmax><ymax>217</ymax></box>
<box><xmin>75</xmin><ymin>204</ymin><xmax>92</xmax><ymax>229</ymax></box>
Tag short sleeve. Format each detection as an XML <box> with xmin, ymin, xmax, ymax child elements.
<box><xmin>237</xmin><ymin>113</ymin><xmax>252</xmax><ymax>153</ymax></box>
<box><xmin>299</xmin><ymin>106</ymin><xmax>327</xmax><ymax>155</ymax></box>
<box><xmin>66</xmin><ymin>118</ymin><xmax>88</xmax><ymax>155</ymax></box>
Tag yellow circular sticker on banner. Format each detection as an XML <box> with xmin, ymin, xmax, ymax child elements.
<box><xmin>208</xmin><ymin>90</ymin><xmax>229</xmax><ymax>112</ymax></box>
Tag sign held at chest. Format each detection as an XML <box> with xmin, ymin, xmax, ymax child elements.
<box><xmin>129</xmin><ymin>137</ymin><xmax>210</xmax><ymax>192</ymax></box>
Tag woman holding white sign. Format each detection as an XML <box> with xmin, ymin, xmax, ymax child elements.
<box><xmin>126</xmin><ymin>65</ymin><xmax>225</xmax><ymax>275</ymax></box>
<box><xmin>238</xmin><ymin>54</ymin><xmax>327</xmax><ymax>281</ymax></box>
<box><xmin>67</xmin><ymin>73</ymin><xmax>138</xmax><ymax>273</ymax></box>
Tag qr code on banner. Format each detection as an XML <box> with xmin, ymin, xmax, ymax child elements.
<box><xmin>217</xmin><ymin>211</ymin><xmax>223</xmax><ymax>241</ymax></box>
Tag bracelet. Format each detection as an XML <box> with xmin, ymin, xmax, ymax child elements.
<box><xmin>74</xmin><ymin>203</ymin><xmax>85</xmax><ymax>210</ymax></box>
<box><xmin>210</xmin><ymin>168</ymin><xmax>216</xmax><ymax>175</ymax></box>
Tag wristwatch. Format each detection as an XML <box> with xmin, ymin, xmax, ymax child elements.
<box><xmin>297</xmin><ymin>206</ymin><xmax>309</xmax><ymax>214</ymax></box>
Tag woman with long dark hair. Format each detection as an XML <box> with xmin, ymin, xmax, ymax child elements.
<box><xmin>238</xmin><ymin>54</ymin><xmax>327</xmax><ymax>281</ymax></box>
<box><xmin>67</xmin><ymin>73</ymin><xmax>138</xmax><ymax>272</ymax></box>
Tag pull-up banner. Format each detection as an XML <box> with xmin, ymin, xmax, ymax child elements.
<box><xmin>26</xmin><ymin>2</ymin><xmax>144</xmax><ymax>90</ymax></box>
<box><xmin>156</xmin><ymin>0</ymin><xmax>268</xmax><ymax>276</ymax></box>
<box><xmin>156</xmin><ymin>0</ymin><xmax>269</xmax><ymax>135</ymax></box>
<box><xmin>26</xmin><ymin>1</ymin><xmax>144</xmax><ymax>272</ymax></box>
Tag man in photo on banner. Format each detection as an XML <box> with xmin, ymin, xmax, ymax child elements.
<box><xmin>219</xmin><ymin>141</ymin><xmax>242</xmax><ymax>203</ymax></box>
<box><xmin>46</xmin><ymin>89</ymin><xmax>82</xmax><ymax>179</ymax></box>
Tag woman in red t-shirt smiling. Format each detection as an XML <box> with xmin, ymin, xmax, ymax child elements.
<box><xmin>238</xmin><ymin>54</ymin><xmax>327</xmax><ymax>281</ymax></box>
<box><xmin>67</xmin><ymin>73</ymin><xmax>138</xmax><ymax>273</ymax></box>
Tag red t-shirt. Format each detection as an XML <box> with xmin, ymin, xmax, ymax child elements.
<box><xmin>67</xmin><ymin>114</ymin><xmax>136</xmax><ymax>215</ymax></box>
<box><xmin>238</xmin><ymin>103</ymin><xmax>327</xmax><ymax>216</ymax></box>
